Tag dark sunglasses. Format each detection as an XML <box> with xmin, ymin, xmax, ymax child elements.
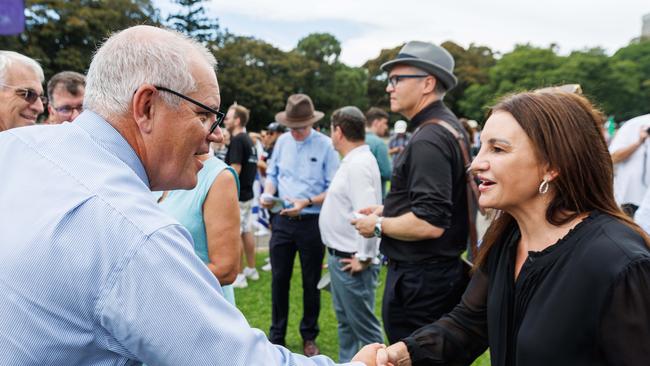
<box><xmin>2</xmin><ymin>84</ymin><xmax>48</xmax><ymax>105</ymax></box>
<box><xmin>154</xmin><ymin>85</ymin><xmax>224</xmax><ymax>134</ymax></box>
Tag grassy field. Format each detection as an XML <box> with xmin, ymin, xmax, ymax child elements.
<box><xmin>235</xmin><ymin>252</ymin><xmax>490</xmax><ymax>365</ymax></box>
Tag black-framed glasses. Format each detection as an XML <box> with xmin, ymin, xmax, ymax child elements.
<box><xmin>387</xmin><ymin>74</ymin><xmax>429</xmax><ymax>88</ymax></box>
<box><xmin>154</xmin><ymin>85</ymin><xmax>224</xmax><ymax>134</ymax></box>
<box><xmin>1</xmin><ymin>83</ymin><xmax>47</xmax><ymax>105</ymax></box>
<box><xmin>53</xmin><ymin>104</ymin><xmax>83</xmax><ymax>116</ymax></box>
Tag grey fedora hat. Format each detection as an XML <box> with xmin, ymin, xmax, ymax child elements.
<box><xmin>275</xmin><ymin>93</ymin><xmax>324</xmax><ymax>129</ymax></box>
<box><xmin>381</xmin><ymin>41</ymin><xmax>458</xmax><ymax>90</ymax></box>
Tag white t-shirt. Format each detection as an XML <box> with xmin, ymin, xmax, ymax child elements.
<box><xmin>609</xmin><ymin>114</ymin><xmax>650</xmax><ymax>206</ymax></box>
<box><xmin>319</xmin><ymin>145</ymin><xmax>382</xmax><ymax>259</ymax></box>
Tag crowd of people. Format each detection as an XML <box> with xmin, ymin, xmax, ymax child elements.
<box><xmin>1</xmin><ymin>24</ymin><xmax>649</xmax><ymax>366</ymax></box>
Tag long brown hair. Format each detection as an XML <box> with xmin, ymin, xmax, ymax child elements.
<box><xmin>475</xmin><ymin>91</ymin><xmax>650</xmax><ymax>267</ymax></box>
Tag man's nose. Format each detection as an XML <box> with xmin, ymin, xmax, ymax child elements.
<box><xmin>208</xmin><ymin>125</ymin><xmax>224</xmax><ymax>144</ymax></box>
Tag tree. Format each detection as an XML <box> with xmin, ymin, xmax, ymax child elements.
<box><xmin>294</xmin><ymin>33</ymin><xmax>367</xmax><ymax>122</ymax></box>
<box><xmin>166</xmin><ymin>0</ymin><xmax>226</xmax><ymax>45</ymax></box>
<box><xmin>215</xmin><ymin>36</ymin><xmax>315</xmax><ymax>130</ymax></box>
<box><xmin>0</xmin><ymin>0</ymin><xmax>161</xmax><ymax>78</ymax></box>
<box><xmin>362</xmin><ymin>44</ymin><xmax>401</xmax><ymax>111</ymax></box>
<box><xmin>295</xmin><ymin>33</ymin><xmax>341</xmax><ymax>65</ymax></box>
<box><xmin>442</xmin><ymin>41</ymin><xmax>496</xmax><ymax>119</ymax></box>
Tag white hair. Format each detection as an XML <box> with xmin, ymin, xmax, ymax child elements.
<box><xmin>84</xmin><ymin>25</ymin><xmax>217</xmax><ymax>118</ymax></box>
<box><xmin>0</xmin><ymin>51</ymin><xmax>44</xmax><ymax>86</ymax></box>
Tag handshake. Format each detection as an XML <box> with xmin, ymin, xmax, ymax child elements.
<box><xmin>350</xmin><ymin>342</ymin><xmax>410</xmax><ymax>366</ymax></box>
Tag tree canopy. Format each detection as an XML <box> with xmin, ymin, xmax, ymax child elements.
<box><xmin>3</xmin><ymin>0</ymin><xmax>650</xmax><ymax>128</ymax></box>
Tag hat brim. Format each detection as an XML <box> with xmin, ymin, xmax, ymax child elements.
<box><xmin>275</xmin><ymin>111</ymin><xmax>324</xmax><ymax>129</ymax></box>
<box><xmin>381</xmin><ymin>58</ymin><xmax>458</xmax><ymax>91</ymax></box>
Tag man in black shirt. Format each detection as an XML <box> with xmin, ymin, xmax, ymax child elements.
<box><xmin>353</xmin><ymin>41</ymin><xmax>471</xmax><ymax>343</ymax></box>
<box><xmin>224</xmin><ymin>103</ymin><xmax>260</xmax><ymax>288</ymax></box>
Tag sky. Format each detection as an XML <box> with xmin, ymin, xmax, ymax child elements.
<box><xmin>159</xmin><ymin>0</ymin><xmax>650</xmax><ymax>66</ymax></box>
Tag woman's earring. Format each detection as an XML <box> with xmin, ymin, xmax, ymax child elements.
<box><xmin>538</xmin><ymin>179</ymin><xmax>549</xmax><ymax>194</ymax></box>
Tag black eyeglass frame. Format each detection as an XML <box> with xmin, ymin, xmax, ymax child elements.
<box><xmin>153</xmin><ymin>85</ymin><xmax>224</xmax><ymax>134</ymax></box>
<box><xmin>387</xmin><ymin>74</ymin><xmax>429</xmax><ymax>88</ymax></box>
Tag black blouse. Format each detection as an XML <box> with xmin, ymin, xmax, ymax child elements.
<box><xmin>403</xmin><ymin>211</ymin><xmax>650</xmax><ymax>366</ymax></box>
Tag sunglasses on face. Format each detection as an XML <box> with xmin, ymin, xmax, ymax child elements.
<box><xmin>1</xmin><ymin>84</ymin><xmax>47</xmax><ymax>105</ymax></box>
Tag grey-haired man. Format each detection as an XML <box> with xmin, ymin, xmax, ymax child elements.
<box><xmin>0</xmin><ymin>51</ymin><xmax>45</xmax><ymax>131</ymax></box>
<box><xmin>353</xmin><ymin>41</ymin><xmax>473</xmax><ymax>344</ymax></box>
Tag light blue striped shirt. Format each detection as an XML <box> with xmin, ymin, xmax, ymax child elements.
<box><xmin>0</xmin><ymin>111</ymin><xmax>358</xmax><ymax>366</ymax></box>
<box><xmin>266</xmin><ymin>130</ymin><xmax>340</xmax><ymax>214</ymax></box>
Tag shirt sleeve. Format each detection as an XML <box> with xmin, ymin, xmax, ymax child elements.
<box><xmin>348</xmin><ymin>161</ymin><xmax>381</xmax><ymax>259</ymax></box>
<box><xmin>407</xmin><ymin>137</ymin><xmax>454</xmax><ymax>228</ymax></box>
<box><xmin>402</xmin><ymin>267</ymin><xmax>489</xmax><ymax>366</ymax></box>
<box><xmin>98</xmin><ymin>225</ymin><xmax>355</xmax><ymax>366</ymax></box>
<box><xmin>598</xmin><ymin>258</ymin><xmax>650</xmax><ymax>365</ymax></box>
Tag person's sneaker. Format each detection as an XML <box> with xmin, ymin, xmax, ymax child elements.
<box><xmin>232</xmin><ymin>273</ymin><xmax>248</xmax><ymax>288</ymax></box>
<box><xmin>261</xmin><ymin>261</ymin><xmax>272</xmax><ymax>272</ymax></box>
<box><xmin>303</xmin><ymin>340</ymin><xmax>320</xmax><ymax>357</ymax></box>
<box><xmin>243</xmin><ymin>267</ymin><xmax>259</xmax><ymax>281</ymax></box>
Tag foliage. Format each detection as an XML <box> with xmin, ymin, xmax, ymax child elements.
<box><xmin>214</xmin><ymin>36</ymin><xmax>314</xmax><ymax>130</ymax></box>
<box><xmin>3</xmin><ymin>1</ymin><xmax>650</xmax><ymax>127</ymax></box>
<box><xmin>166</xmin><ymin>0</ymin><xmax>226</xmax><ymax>45</ymax></box>
<box><xmin>0</xmin><ymin>0</ymin><xmax>161</xmax><ymax>79</ymax></box>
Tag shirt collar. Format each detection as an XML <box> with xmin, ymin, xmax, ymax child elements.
<box><xmin>75</xmin><ymin>110</ymin><xmax>150</xmax><ymax>187</ymax></box>
<box><xmin>410</xmin><ymin>99</ymin><xmax>444</xmax><ymax>129</ymax></box>
<box><xmin>343</xmin><ymin>144</ymin><xmax>370</xmax><ymax>162</ymax></box>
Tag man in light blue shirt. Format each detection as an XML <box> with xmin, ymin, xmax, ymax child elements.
<box><xmin>261</xmin><ymin>94</ymin><xmax>340</xmax><ymax>356</ymax></box>
<box><xmin>0</xmin><ymin>25</ymin><xmax>379</xmax><ymax>366</ymax></box>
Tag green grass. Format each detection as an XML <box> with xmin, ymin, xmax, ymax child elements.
<box><xmin>235</xmin><ymin>252</ymin><xmax>490</xmax><ymax>365</ymax></box>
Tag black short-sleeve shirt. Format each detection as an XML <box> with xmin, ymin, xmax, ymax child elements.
<box><xmin>225</xmin><ymin>132</ymin><xmax>258</xmax><ymax>201</ymax></box>
<box><xmin>381</xmin><ymin>100</ymin><xmax>469</xmax><ymax>262</ymax></box>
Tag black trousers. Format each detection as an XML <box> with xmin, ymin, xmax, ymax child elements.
<box><xmin>382</xmin><ymin>257</ymin><xmax>468</xmax><ymax>344</ymax></box>
<box><xmin>269</xmin><ymin>214</ymin><xmax>325</xmax><ymax>345</ymax></box>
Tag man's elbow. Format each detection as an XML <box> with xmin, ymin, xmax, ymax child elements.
<box><xmin>217</xmin><ymin>266</ymin><xmax>239</xmax><ymax>285</ymax></box>
<box><xmin>420</xmin><ymin>225</ymin><xmax>445</xmax><ymax>239</ymax></box>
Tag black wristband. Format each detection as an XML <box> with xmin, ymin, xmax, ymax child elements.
<box><xmin>307</xmin><ymin>197</ymin><xmax>313</xmax><ymax>207</ymax></box>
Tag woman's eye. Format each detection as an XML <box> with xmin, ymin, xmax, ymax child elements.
<box><xmin>491</xmin><ymin>146</ymin><xmax>504</xmax><ymax>153</ymax></box>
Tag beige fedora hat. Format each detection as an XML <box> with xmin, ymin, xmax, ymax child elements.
<box><xmin>275</xmin><ymin>94</ymin><xmax>324</xmax><ymax>129</ymax></box>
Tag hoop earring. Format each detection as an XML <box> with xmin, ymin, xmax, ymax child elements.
<box><xmin>538</xmin><ymin>179</ymin><xmax>549</xmax><ymax>194</ymax></box>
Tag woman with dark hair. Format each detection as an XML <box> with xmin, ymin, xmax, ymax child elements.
<box><xmin>375</xmin><ymin>91</ymin><xmax>650</xmax><ymax>366</ymax></box>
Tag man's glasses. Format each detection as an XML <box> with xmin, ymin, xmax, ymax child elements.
<box><xmin>1</xmin><ymin>83</ymin><xmax>47</xmax><ymax>105</ymax></box>
<box><xmin>53</xmin><ymin>104</ymin><xmax>83</xmax><ymax>116</ymax></box>
<box><xmin>154</xmin><ymin>85</ymin><xmax>224</xmax><ymax>134</ymax></box>
<box><xmin>387</xmin><ymin>74</ymin><xmax>429</xmax><ymax>88</ymax></box>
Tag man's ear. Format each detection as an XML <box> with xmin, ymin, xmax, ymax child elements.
<box><xmin>423</xmin><ymin>76</ymin><xmax>436</xmax><ymax>94</ymax></box>
<box><xmin>132</xmin><ymin>85</ymin><xmax>157</xmax><ymax>134</ymax></box>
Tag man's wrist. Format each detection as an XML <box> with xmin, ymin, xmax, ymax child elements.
<box><xmin>306</xmin><ymin>197</ymin><xmax>313</xmax><ymax>207</ymax></box>
<box><xmin>374</xmin><ymin>216</ymin><xmax>384</xmax><ymax>237</ymax></box>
